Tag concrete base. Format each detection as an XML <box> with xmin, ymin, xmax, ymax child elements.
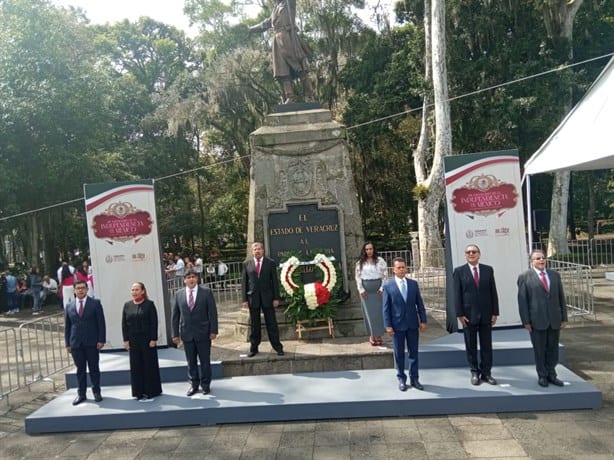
<box><xmin>234</xmin><ymin>302</ymin><xmax>368</xmax><ymax>341</ymax></box>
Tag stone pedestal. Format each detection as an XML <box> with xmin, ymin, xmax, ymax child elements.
<box><xmin>238</xmin><ymin>107</ymin><xmax>367</xmax><ymax>340</ymax></box>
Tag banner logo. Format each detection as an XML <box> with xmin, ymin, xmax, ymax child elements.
<box><xmin>451</xmin><ymin>174</ymin><xmax>517</xmax><ymax>216</ymax></box>
<box><xmin>92</xmin><ymin>201</ymin><xmax>152</xmax><ymax>243</ymax></box>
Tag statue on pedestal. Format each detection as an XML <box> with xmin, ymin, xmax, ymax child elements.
<box><xmin>249</xmin><ymin>0</ymin><xmax>315</xmax><ymax>104</ymax></box>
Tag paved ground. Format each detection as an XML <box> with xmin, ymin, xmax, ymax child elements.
<box><xmin>1</xmin><ymin>278</ymin><xmax>613</xmax><ymax>459</ymax></box>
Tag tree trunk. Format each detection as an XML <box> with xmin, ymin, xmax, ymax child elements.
<box><xmin>542</xmin><ymin>0</ymin><xmax>584</xmax><ymax>256</ymax></box>
<box><xmin>413</xmin><ymin>0</ymin><xmax>450</xmax><ymax>270</ymax></box>
<box><xmin>586</xmin><ymin>172</ymin><xmax>595</xmax><ymax>240</ymax></box>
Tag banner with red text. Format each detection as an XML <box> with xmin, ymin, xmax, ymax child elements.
<box><xmin>84</xmin><ymin>180</ymin><xmax>168</xmax><ymax>348</ymax></box>
<box><xmin>444</xmin><ymin>150</ymin><xmax>526</xmax><ymax>327</ymax></box>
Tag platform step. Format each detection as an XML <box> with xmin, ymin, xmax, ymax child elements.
<box><xmin>65</xmin><ymin>348</ymin><xmax>223</xmax><ymax>389</ymax></box>
<box><xmin>66</xmin><ymin>329</ymin><xmax>547</xmax><ymax>387</ymax></box>
<box><xmin>26</xmin><ymin>364</ymin><xmax>601</xmax><ymax>434</ymax></box>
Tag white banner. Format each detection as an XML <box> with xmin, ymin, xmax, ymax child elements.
<box><xmin>444</xmin><ymin>150</ymin><xmax>526</xmax><ymax>327</ymax></box>
<box><xmin>84</xmin><ymin>180</ymin><xmax>168</xmax><ymax>348</ymax></box>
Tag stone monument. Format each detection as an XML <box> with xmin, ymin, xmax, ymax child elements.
<box><xmin>236</xmin><ymin>106</ymin><xmax>367</xmax><ymax>340</ymax></box>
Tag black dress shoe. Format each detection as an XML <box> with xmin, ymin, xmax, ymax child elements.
<box><xmin>202</xmin><ymin>387</ymin><xmax>211</xmax><ymax>395</ymax></box>
<box><xmin>538</xmin><ymin>377</ymin><xmax>549</xmax><ymax>387</ymax></box>
<box><xmin>481</xmin><ymin>375</ymin><xmax>497</xmax><ymax>385</ymax></box>
<box><xmin>398</xmin><ymin>382</ymin><xmax>408</xmax><ymax>392</ymax></box>
<box><xmin>548</xmin><ymin>377</ymin><xmax>564</xmax><ymax>387</ymax></box>
<box><xmin>247</xmin><ymin>350</ymin><xmax>258</xmax><ymax>357</ymax></box>
<box><xmin>411</xmin><ymin>380</ymin><xmax>424</xmax><ymax>391</ymax></box>
<box><xmin>93</xmin><ymin>392</ymin><xmax>103</xmax><ymax>402</ymax></box>
<box><xmin>186</xmin><ymin>386</ymin><xmax>199</xmax><ymax>396</ymax></box>
<box><xmin>471</xmin><ymin>373</ymin><xmax>481</xmax><ymax>386</ymax></box>
<box><xmin>276</xmin><ymin>350</ymin><xmax>285</xmax><ymax>356</ymax></box>
<box><xmin>72</xmin><ymin>395</ymin><xmax>86</xmax><ymax>406</ymax></box>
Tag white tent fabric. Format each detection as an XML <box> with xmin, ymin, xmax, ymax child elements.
<box><xmin>524</xmin><ymin>57</ymin><xmax>614</xmax><ymax>175</ymax></box>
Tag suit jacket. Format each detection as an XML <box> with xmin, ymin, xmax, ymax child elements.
<box><xmin>122</xmin><ymin>299</ymin><xmax>159</xmax><ymax>342</ymax></box>
<box><xmin>453</xmin><ymin>263</ymin><xmax>499</xmax><ymax>325</ymax></box>
<box><xmin>64</xmin><ymin>296</ymin><xmax>106</xmax><ymax>348</ymax></box>
<box><xmin>517</xmin><ymin>268</ymin><xmax>567</xmax><ymax>330</ymax></box>
<box><xmin>241</xmin><ymin>257</ymin><xmax>280</xmax><ymax>309</ymax></box>
<box><xmin>172</xmin><ymin>286</ymin><xmax>218</xmax><ymax>342</ymax></box>
<box><xmin>383</xmin><ymin>277</ymin><xmax>427</xmax><ymax>331</ymax></box>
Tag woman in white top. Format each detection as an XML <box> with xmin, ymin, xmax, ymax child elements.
<box><xmin>355</xmin><ymin>242</ymin><xmax>387</xmax><ymax>346</ymax></box>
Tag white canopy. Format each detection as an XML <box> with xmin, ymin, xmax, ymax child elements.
<box><xmin>524</xmin><ymin>57</ymin><xmax>614</xmax><ymax>175</ymax></box>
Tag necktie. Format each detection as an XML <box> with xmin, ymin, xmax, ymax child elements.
<box><xmin>473</xmin><ymin>266</ymin><xmax>479</xmax><ymax>287</ymax></box>
<box><xmin>256</xmin><ymin>259</ymin><xmax>261</xmax><ymax>276</ymax></box>
<box><xmin>399</xmin><ymin>279</ymin><xmax>407</xmax><ymax>301</ymax></box>
<box><xmin>540</xmin><ymin>271</ymin><xmax>549</xmax><ymax>291</ymax></box>
<box><xmin>188</xmin><ymin>289</ymin><xmax>195</xmax><ymax>311</ymax></box>
<box><xmin>78</xmin><ymin>300</ymin><xmax>84</xmax><ymax>318</ymax></box>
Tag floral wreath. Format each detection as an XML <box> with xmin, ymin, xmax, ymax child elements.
<box><xmin>279</xmin><ymin>253</ymin><xmax>340</xmax><ymax>324</ymax></box>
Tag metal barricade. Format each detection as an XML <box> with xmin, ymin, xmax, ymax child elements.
<box><xmin>17</xmin><ymin>313</ymin><xmax>72</xmax><ymax>389</ymax></box>
<box><xmin>548</xmin><ymin>259</ymin><xmax>595</xmax><ymax>319</ymax></box>
<box><xmin>1</xmin><ymin>312</ymin><xmax>71</xmax><ymax>404</ymax></box>
<box><xmin>0</xmin><ymin>327</ymin><xmax>19</xmax><ymax>402</ymax></box>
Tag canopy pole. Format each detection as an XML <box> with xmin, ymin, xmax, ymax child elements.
<box><xmin>526</xmin><ymin>175</ymin><xmax>533</xmax><ymax>254</ymax></box>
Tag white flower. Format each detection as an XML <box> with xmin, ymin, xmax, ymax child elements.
<box><xmin>303</xmin><ymin>283</ymin><xmax>319</xmax><ymax>310</ymax></box>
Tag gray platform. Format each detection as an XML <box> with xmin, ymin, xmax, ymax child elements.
<box><xmin>27</xmin><ymin>329</ymin><xmax>596</xmax><ymax>434</ymax></box>
<box><xmin>26</xmin><ymin>364</ymin><xmax>601</xmax><ymax>434</ymax></box>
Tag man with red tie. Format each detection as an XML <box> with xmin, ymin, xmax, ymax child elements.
<box><xmin>453</xmin><ymin>244</ymin><xmax>499</xmax><ymax>386</ymax></box>
<box><xmin>518</xmin><ymin>249</ymin><xmax>568</xmax><ymax>388</ymax></box>
<box><xmin>65</xmin><ymin>280</ymin><xmax>106</xmax><ymax>405</ymax></box>
<box><xmin>242</xmin><ymin>242</ymin><xmax>284</xmax><ymax>357</ymax></box>
<box><xmin>172</xmin><ymin>269</ymin><xmax>218</xmax><ymax>396</ymax></box>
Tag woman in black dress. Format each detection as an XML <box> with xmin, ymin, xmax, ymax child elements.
<box><xmin>122</xmin><ymin>282</ymin><xmax>162</xmax><ymax>400</ymax></box>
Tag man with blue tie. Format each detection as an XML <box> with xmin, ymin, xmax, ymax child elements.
<box><xmin>65</xmin><ymin>280</ymin><xmax>106</xmax><ymax>405</ymax></box>
<box><xmin>518</xmin><ymin>249</ymin><xmax>567</xmax><ymax>387</ymax></box>
<box><xmin>383</xmin><ymin>257</ymin><xmax>428</xmax><ymax>391</ymax></box>
<box><xmin>172</xmin><ymin>269</ymin><xmax>218</xmax><ymax>396</ymax></box>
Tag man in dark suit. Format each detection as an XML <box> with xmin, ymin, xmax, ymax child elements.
<box><xmin>518</xmin><ymin>249</ymin><xmax>568</xmax><ymax>387</ymax></box>
<box><xmin>453</xmin><ymin>244</ymin><xmax>499</xmax><ymax>386</ymax></box>
<box><xmin>242</xmin><ymin>242</ymin><xmax>284</xmax><ymax>357</ymax></box>
<box><xmin>172</xmin><ymin>269</ymin><xmax>218</xmax><ymax>396</ymax></box>
<box><xmin>64</xmin><ymin>280</ymin><xmax>106</xmax><ymax>405</ymax></box>
<box><xmin>383</xmin><ymin>257</ymin><xmax>427</xmax><ymax>391</ymax></box>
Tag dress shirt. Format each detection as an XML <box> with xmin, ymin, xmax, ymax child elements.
<box><xmin>467</xmin><ymin>263</ymin><xmax>479</xmax><ymax>277</ymax></box>
<box><xmin>532</xmin><ymin>267</ymin><xmax>550</xmax><ymax>289</ymax></box>
<box><xmin>185</xmin><ymin>287</ymin><xmax>197</xmax><ymax>305</ymax></box>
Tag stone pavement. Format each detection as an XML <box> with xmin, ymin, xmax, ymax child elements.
<box><xmin>1</xmin><ymin>278</ymin><xmax>613</xmax><ymax>459</ymax></box>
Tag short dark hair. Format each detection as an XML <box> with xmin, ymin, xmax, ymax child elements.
<box><xmin>183</xmin><ymin>268</ymin><xmax>198</xmax><ymax>278</ymax></box>
<box><xmin>392</xmin><ymin>257</ymin><xmax>406</xmax><ymax>265</ymax></box>
<box><xmin>74</xmin><ymin>280</ymin><xmax>87</xmax><ymax>289</ymax></box>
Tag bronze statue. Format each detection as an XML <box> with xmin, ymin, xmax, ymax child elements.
<box><xmin>249</xmin><ymin>0</ymin><xmax>314</xmax><ymax>104</ymax></box>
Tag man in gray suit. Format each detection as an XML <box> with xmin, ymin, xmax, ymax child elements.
<box><xmin>517</xmin><ymin>249</ymin><xmax>568</xmax><ymax>387</ymax></box>
<box><xmin>242</xmin><ymin>242</ymin><xmax>284</xmax><ymax>357</ymax></box>
<box><xmin>172</xmin><ymin>269</ymin><xmax>218</xmax><ymax>396</ymax></box>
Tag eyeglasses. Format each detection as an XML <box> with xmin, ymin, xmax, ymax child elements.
<box><xmin>532</xmin><ymin>256</ymin><xmax>546</xmax><ymax>260</ymax></box>
<box><xmin>465</xmin><ymin>250</ymin><xmax>479</xmax><ymax>254</ymax></box>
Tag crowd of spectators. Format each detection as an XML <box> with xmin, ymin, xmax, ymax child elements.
<box><xmin>1</xmin><ymin>259</ymin><xmax>93</xmax><ymax>316</ymax></box>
